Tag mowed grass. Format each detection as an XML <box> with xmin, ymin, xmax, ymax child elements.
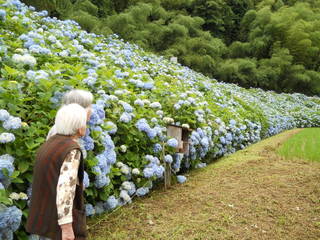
<box><xmin>277</xmin><ymin>128</ymin><xmax>320</xmax><ymax>162</ymax></box>
<box><xmin>88</xmin><ymin>129</ymin><xmax>320</xmax><ymax>240</ymax></box>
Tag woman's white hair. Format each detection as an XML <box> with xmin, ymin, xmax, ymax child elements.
<box><xmin>62</xmin><ymin>89</ymin><xmax>93</xmax><ymax>109</ymax></box>
<box><xmin>55</xmin><ymin>104</ymin><xmax>87</xmax><ymax>136</ymax></box>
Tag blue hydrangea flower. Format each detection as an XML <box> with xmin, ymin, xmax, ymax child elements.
<box><xmin>136</xmin><ymin>187</ymin><xmax>149</xmax><ymax>197</ymax></box>
<box><xmin>48</xmin><ymin>35</ymin><xmax>57</xmax><ymax>43</ymax></box>
<box><xmin>0</xmin><ymin>155</ymin><xmax>15</xmax><ymax>181</ymax></box>
<box><xmin>134</xmin><ymin>99</ymin><xmax>144</xmax><ymax>106</ymax></box>
<box><xmin>103</xmin><ymin>196</ymin><xmax>119</xmax><ymax>210</ymax></box>
<box><xmin>89</xmin><ymin>104</ymin><xmax>105</xmax><ymax>125</ymax></box>
<box><xmin>196</xmin><ymin>162</ymin><xmax>207</xmax><ymax>168</ymax></box>
<box><xmin>136</xmin><ymin>118</ymin><xmax>149</xmax><ymax>132</ymax></box>
<box><xmin>28</xmin><ymin>234</ymin><xmax>40</xmax><ymax>240</ymax></box>
<box><xmin>101</xmin><ymin>133</ymin><xmax>115</xmax><ymax>149</ymax></box>
<box><xmin>153</xmin><ymin>143</ymin><xmax>162</xmax><ymax>153</ymax></box>
<box><xmin>121</xmin><ymin>181</ymin><xmax>136</xmax><ymax>196</ymax></box>
<box><xmin>226</xmin><ymin>133</ymin><xmax>233</xmax><ymax>141</ymax></box>
<box><xmin>200</xmin><ymin>137</ymin><xmax>209</xmax><ymax>148</ymax></box>
<box><xmin>105</xmin><ymin>150</ymin><xmax>116</xmax><ymax>165</ymax></box>
<box><xmin>154</xmin><ymin>165</ymin><xmax>165</xmax><ymax>178</ymax></box>
<box><xmin>96</xmin><ymin>154</ymin><xmax>107</xmax><ymax>171</ymax></box>
<box><xmin>120</xmin><ymin>102</ymin><xmax>134</xmax><ymax>113</ymax></box>
<box><xmin>150</xmin><ymin>102</ymin><xmax>161</xmax><ymax>109</ymax></box>
<box><xmin>143</xmin><ymin>82</ymin><xmax>154</xmax><ymax>90</ymax></box>
<box><xmin>94</xmin><ymin>202</ymin><xmax>105</xmax><ymax>215</ymax></box>
<box><xmin>0</xmin><ymin>109</ymin><xmax>10</xmax><ymax>121</ymax></box>
<box><xmin>82</xmin><ymin>129</ymin><xmax>94</xmax><ymax>151</ymax></box>
<box><xmin>143</xmin><ymin>168</ymin><xmax>154</xmax><ymax>178</ymax></box>
<box><xmin>120</xmin><ymin>190</ymin><xmax>131</xmax><ymax>203</ymax></box>
<box><xmin>119</xmin><ymin>112</ymin><xmax>132</xmax><ymax>123</ymax></box>
<box><xmin>172</xmin><ymin>153</ymin><xmax>183</xmax><ymax>172</ymax></box>
<box><xmin>167</xmin><ymin>138</ymin><xmax>178</xmax><ymax>148</ymax></box>
<box><xmin>0</xmin><ymin>205</ymin><xmax>22</xmax><ymax>232</ymax></box>
<box><xmin>83</xmin><ymin>171</ymin><xmax>90</xmax><ymax>188</ymax></box>
<box><xmin>27</xmin><ymin>185</ymin><xmax>32</xmax><ymax>199</ymax></box>
<box><xmin>85</xmin><ymin>204</ymin><xmax>95</xmax><ymax>216</ymax></box>
<box><xmin>94</xmin><ymin>174</ymin><xmax>110</xmax><ymax>189</ymax></box>
<box><xmin>146</xmin><ymin>128</ymin><xmax>157</xmax><ymax>139</ymax></box>
<box><xmin>105</xmin><ymin>121</ymin><xmax>117</xmax><ymax>135</ymax></box>
<box><xmin>230</xmin><ymin>119</ymin><xmax>236</xmax><ymax>126</ymax></box>
<box><xmin>0</xmin><ymin>133</ymin><xmax>15</xmax><ymax>144</ymax></box>
<box><xmin>164</xmin><ymin>154</ymin><xmax>173</xmax><ymax>164</ymax></box>
<box><xmin>220</xmin><ymin>136</ymin><xmax>226</xmax><ymax>145</ymax></box>
<box><xmin>177</xmin><ymin>175</ymin><xmax>187</xmax><ymax>183</ymax></box>
<box><xmin>2</xmin><ymin>116</ymin><xmax>21</xmax><ymax>130</ymax></box>
<box><xmin>0</xmin><ymin>230</ymin><xmax>13</xmax><ymax>240</ymax></box>
<box><xmin>82</xmin><ymin>135</ymin><xmax>94</xmax><ymax>151</ymax></box>
<box><xmin>0</xmin><ymin>9</ymin><xmax>6</xmax><ymax>21</ymax></box>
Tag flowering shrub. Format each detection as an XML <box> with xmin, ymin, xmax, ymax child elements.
<box><xmin>0</xmin><ymin>0</ymin><xmax>319</xmax><ymax>238</ymax></box>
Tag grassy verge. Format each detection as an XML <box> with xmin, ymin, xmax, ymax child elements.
<box><xmin>277</xmin><ymin>128</ymin><xmax>320</xmax><ymax>162</ymax></box>
<box><xmin>88</xmin><ymin>129</ymin><xmax>320</xmax><ymax>240</ymax></box>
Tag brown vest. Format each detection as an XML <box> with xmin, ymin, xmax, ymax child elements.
<box><xmin>26</xmin><ymin>134</ymin><xmax>87</xmax><ymax>240</ymax></box>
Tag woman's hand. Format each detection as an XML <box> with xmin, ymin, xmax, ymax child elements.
<box><xmin>61</xmin><ymin>223</ymin><xmax>75</xmax><ymax>240</ymax></box>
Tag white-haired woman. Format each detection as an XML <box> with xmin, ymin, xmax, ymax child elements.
<box><xmin>27</xmin><ymin>104</ymin><xmax>88</xmax><ymax>240</ymax></box>
<box><xmin>47</xmin><ymin>89</ymin><xmax>93</xmax><ymax>140</ymax></box>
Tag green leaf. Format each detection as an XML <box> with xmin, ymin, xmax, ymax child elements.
<box><xmin>11</xmin><ymin>178</ymin><xmax>24</xmax><ymax>183</ymax></box>
<box><xmin>10</xmin><ymin>170</ymin><xmax>20</xmax><ymax>179</ymax></box>
<box><xmin>18</xmin><ymin>161</ymin><xmax>29</xmax><ymax>173</ymax></box>
<box><xmin>0</xmin><ymin>190</ymin><xmax>12</xmax><ymax>205</ymax></box>
<box><xmin>85</xmin><ymin>188</ymin><xmax>94</xmax><ymax>197</ymax></box>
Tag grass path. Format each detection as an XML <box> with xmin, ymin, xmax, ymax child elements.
<box><xmin>88</xmin><ymin>129</ymin><xmax>320</xmax><ymax>240</ymax></box>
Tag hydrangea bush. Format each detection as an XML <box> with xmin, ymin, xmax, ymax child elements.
<box><xmin>0</xmin><ymin>0</ymin><xmax>319</xmax><ymax>238</ymax></box>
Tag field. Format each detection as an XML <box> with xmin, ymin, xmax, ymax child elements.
<box><xmin>88</xmin><ymin>129</ymin><xmax>320</xmax><ymax>240</ymax></box>
<box><xmin>278</xmin><ymin>128</ymin><xmax>320</xmax><ymax>162</ymax></box>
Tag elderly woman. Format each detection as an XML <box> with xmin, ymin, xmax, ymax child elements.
<box><xmin>26</xmin><ymin>104</ymin><xmax>88</xmax><ymax>240</ymax></box>
<box><xmin>47</xmin><ymin>89</ymin><xmax>93</xmax><ymax>140</ymax></box>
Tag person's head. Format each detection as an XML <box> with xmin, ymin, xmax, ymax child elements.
<box><xmin>62</xmin><ymin>89</ymin><xmax>93</xmax><ymax>121</ymax></box>
<box><xmin>55</xmin><ymin>104</ymin><xmax>87</xmax><ymax>138</ymax></box>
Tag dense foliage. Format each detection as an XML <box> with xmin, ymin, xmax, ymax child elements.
<box><xmin>0</xmin><ymin>1</ymin><xmax>320</xmax><ymax>239</ymax></box>
<box><xmin>21</xmin><ymin>0</ymin><xmax>320</xmax><ymax>95</ymax></box>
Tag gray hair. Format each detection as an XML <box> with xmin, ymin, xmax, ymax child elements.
<box><xmin>55</xmin><ymin>104</ymin><xmax>87</xmax><ymax>136</ymax></box>
<box><xmin>62</xmin><ymin>89</ymin><xmax>93</xmax><ymax>108</ymax></box>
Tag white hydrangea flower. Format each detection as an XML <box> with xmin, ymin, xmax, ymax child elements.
<box><xmin>121</xmin><ymin>165</ymin><xmax>130</xmax><ymax>175</ymax></box>
<box><xmin>132</xmin><ymin>168</ymin><xmax>140</xmax><ymax>175</ymax></box>
<box><xmin>9</xmin><ymin>192</ymin><xmax>23</xmax><ymax>200</ymax></box>
<box><xmin>19</xmin><ymin>192</ymin><xmax>28</xmax><ymax>200</ymax></box>
<box><xmin>142</xmin><ymin>99</ymin><xmax>150</xmax><ymax>105</ymax></box>
<box><xmin>121</xmin><ymin>181</ymin><xmax>132</xmax><ymax>191</ymax></box>
<box><xmin>150</xmin><ymin>102</ymin><xmax>161</xmax><ymax>109</ymax></box>
<box><xmin>120</xmin><ymin>145</ymin><xmax>127</xmax><ymax>153</ymax></box>
<box><xmin>120</xmin><ymin>190</ymin><xmax>131</xmax><ymax>202</ymax></box>
<box><xmin>163</xmin><ymin>117</ymin><xmax>174</xmax><ymax>124</ymax></box>
<box><xmin>116</xmin><ymin>162</ymin><xmax>124</xmax><ymax>168</ymax></box>
<box><xmin>182</xmin><ymin>123</ymin><xmax>190</xmax><ymax>129</ymax></box>
<box><xmin>156</xmin><ymin>110</ymin><xmax>163</xmax><ymax>117</ymax></box>
<box><xmin>12</xmin><ymin>54</ymin><xmax>36</xmax><ymax>67</ymax></box>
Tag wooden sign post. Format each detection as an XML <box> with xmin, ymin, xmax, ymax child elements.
<box><xmin>163</xmin><ymin>124</ymin><xmax>192</xmax><ymax>189</ymax></box>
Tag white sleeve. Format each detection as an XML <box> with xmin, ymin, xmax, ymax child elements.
<box><xmin>56</xmin><ymin>149</ymin><xmax>81</xmax><ymax>225</ymax></box>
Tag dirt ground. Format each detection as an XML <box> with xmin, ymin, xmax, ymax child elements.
<box><xmin>88</xmin><ymin>129</ymin><xmax>320</xmax><ymax>240</ymax></box>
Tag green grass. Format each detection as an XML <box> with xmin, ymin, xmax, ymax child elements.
<box><xmin>277</xmin><ymin>128</ymin><xmax>320</xmax><ymax>162</ymax></box>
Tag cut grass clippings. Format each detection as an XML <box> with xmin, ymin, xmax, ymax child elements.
<box><xmin>88</xmin><ymin>129</ymin><xmax>320</xmax><ymax>240</ymax></box>
<box><xmin>277</xmin><ymin>128</ymin><xmax>320</xmax><ymax>162</ymax></box>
